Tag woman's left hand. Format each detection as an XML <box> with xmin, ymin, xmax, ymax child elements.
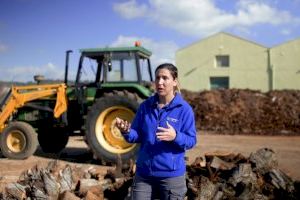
<box><xmin>156</xmin><ymin>121</ymin><xmax>176</xmax><ymax>141</ymax></box>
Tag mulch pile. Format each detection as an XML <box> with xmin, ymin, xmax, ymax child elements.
<box><xmin>1</xmin><ymin>148</ymin><xmax>299</xmax><ymax>200</ymax></box>
<box><xmin>181</xmin><ymin>89</ymin><xmax>300</xmax><ymax>135</ymax></box>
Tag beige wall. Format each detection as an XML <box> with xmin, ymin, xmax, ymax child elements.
<box><xmin>270</xmin><ymin>39</ymin><xmax>300</xmax><ymax>90</ymax></box>
<box><xmin>176</xmin><ymin>32</ymin><xmax>300</xmax><ymax>91</ymax></box>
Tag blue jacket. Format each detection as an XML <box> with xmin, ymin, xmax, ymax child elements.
<box><xmin>123</xmin><ymin>93</ymin><xmax>197</xmax><ymax>178</ymax></box>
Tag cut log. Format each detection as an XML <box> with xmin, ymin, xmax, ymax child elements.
<box><xmin>59</xmin><ymin>165</ymin><xmax>73</xmax><ymax>192</ymax></box>
<box><xmin>269</xmin><ymin>169</ymin><xmax>295</xmax><ymax>192</ymax></box>
<box><xmin>31</xmin><ymin>186</ymin><xmax>48</xmax><ymax>199</ymax></box>
<box><xmin>209</xmin><ymin>156</ymin><xmax>235</xmax><ymax>170</ymax></box>
<box><xmin>42</xmin><ymin>169</ymin><xmax>60</xmax><ymax>198</ymax></box>
<box><xmin>5</xmin><ymin>183</ymin><xmax>26</xmax><ymax>200</ymax></box>
<box><xmin>199</xmin><ymin>176</ymin><xmax>217</xmax><ymax>200</ymax></box>
<box><xmin>58</xmin><ymin>191</ymin><xmax>80</xmax><ymax>200</ymax></box>
<box><xmin>99</xmin><ymin>179</ymin><xmax>113</xmax><ymax>190</ymax></box>
<box><xmin>191</xmin><ymin>156</ymin><xmax>206</xmax><ymax>168</ymax></box>
<box><xmin>213</xmin><ymin>191</ymin><xmax>224</xmax><ymax>200</ymax></box>
<box><xmin>249</xmin><ymin>148</ymin><xmax>278</xmax><ymax>174</ymax></box>
<box><xmin>84</xmin><ymin>190</ymin><xmax>104</xmax><ymax>200</ymax></box>
<box><xmin>77</xmin><ymin>179</ymin><xmax>101</xmax><ymax>196</ymax></box>
<box><xmin>229</xmin><ymin>163</ymin><xmax>257</xmax><ymax>186</ymax></box>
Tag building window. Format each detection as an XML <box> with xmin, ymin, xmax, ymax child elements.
<box><xmin>216</xmin><ymin>55</ymin><xmax>229</xmax><ymax>67</ymax></box>
<box><xmin>210</xmin><ymin>77</ymin><xmax>229</xmax><ymax>89</ymax></box>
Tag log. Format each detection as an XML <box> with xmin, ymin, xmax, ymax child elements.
<box><xmin>213</xmin><ymin>191</ymin><xmax>224</xmax><ymax>200</ymax></box>
<box><xmin>249</xmin><ymin>148</ymin><xmax>278</xmax><ymax>174</ymax></box>
<box><xmin>59</xmin><ymin>165</ymin><xmax>73</xmax><ymax>192</ymax></box>
<box><xmin>229</xmin><ymin>163</ymin><xmax>257</xmax><ymax>186</ymax></box>
<box><xmin>209</xmin><ymin>156</ymin><xmax>235</xmax><ymax>170</ymax></box>
<box><xmin>84</xmin><ymin>190</ymin><xmax>104</xmax><ymax>200</ymax></box>
<box><xmin>85</xmin><ymin>185</ymin><xmax>103</xmax><ymax>197</ymax></box>
<box><xmin>269</xmin><ymin>169</ymin><xmax>294</xmax><ymax>192</ymax></box>
<box><xmin>58</xmin><ymin>191</ymin><xmax>80</xmax><ymax>200</ymax></box>
<box><xmin>77</xmin><ymin>179</ymin><xmax>101</xmax><ymax>196</ymax></box>
<box><xmin>199</xmin><ymin>176</ymin><xmax>217</xmax><ymax>200</ymax></box>
<box><xmin>5</xmin><ymin>183</ymin><xmax>26</xmax><ymax>200</ymax></box>
<box><xmin>42</xmin><ymin>170</ymin><xmax>60</xmax><ymax>198</ymax></box>
<box><xmin>19</xmin><ymin>164</ymin><xmax>42</xmax><ymax>183</ymax></box>
<box><xmin>191</xmin><ymin>156</ymin><xmax>206</xmax><ymax>168</ymax></box>
<box><xmin>99</xmin><ymin>179</ymin><xmax>113</xmax><ymax>190</ymax></box>
<box><xmin>31</xmin><ymin>186</ymin><xmax>48</xmax><ymax>199</ymax></box>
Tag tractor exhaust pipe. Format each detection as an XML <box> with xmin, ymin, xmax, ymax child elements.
<box><xmin>65</xmin><ymin>50</ymin><xmax>73</xmax><ymax>86</ymax></box>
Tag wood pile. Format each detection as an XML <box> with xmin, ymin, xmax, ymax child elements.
<box><xmin>0</xmin><ymin>160</ymin><xmax>135</xmax><ymax>200</ymax></box>
<box><xmin>1</xmin><ymin>148</ymin><xmax>299</xmax><ymax>200</ymax></box>
<box><xmin>181</xmin><ymin>89</ymin><xmax>300</xmax><ymax>135</ymax></box>
<box><xmin>186</xmin><ymin>148</ymin><xmax>300</xmax><ymax>199</ymax></box>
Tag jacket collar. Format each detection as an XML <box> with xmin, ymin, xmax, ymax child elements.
<box><xmin>150</xmin><ymin>92</ymin><xmax>183</xmax><ymax>109</ymax></box>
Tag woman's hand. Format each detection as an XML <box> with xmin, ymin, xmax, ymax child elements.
<box><xmin>156</xmin><ymin>121</ymin><xmax>176</xmax><ymax>141</ymax></box>
<box><xmin>115</xmin><ymin>117</ymin><xmax>131</xmax><ymax>133</ymax></box>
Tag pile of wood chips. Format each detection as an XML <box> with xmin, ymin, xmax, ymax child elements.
<box><xmin>181</xmin><ymin>89</ymin><xmax>300</xmax><ymax>135</ymax></box>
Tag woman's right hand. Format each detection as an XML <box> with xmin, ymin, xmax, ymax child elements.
<box><xmin>115</xmin><ymin>117</ymin><xmax>131</xmax><ymax>133</ymax></box>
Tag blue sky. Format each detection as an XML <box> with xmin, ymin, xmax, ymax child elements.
<box><xmin>0</xmin><ymin>0</ymin><xmax>299</xmax><ymax>82</ymax></box>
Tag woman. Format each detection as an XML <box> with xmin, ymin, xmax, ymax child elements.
<box><xmin>116</xmin><ymin>63</ymin><xmax>197</xmax><ymax>200</ymax></box>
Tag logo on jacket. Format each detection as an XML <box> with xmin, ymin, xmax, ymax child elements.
<box><xmin>167</xmin><ymin>117</ymin><xmax>178</xmax><ymax>123</ymax></box>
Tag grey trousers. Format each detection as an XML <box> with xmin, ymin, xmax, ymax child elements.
<box><xmin>130</xmin><ymin>174</ymin><xmax>187</xmax><ymax>200</ymax></box>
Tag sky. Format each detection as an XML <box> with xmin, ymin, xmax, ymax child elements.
<box><xmin>0</xmin><ymin>0</ymin><xmax>299</xmax><ymax>82</ymax></box>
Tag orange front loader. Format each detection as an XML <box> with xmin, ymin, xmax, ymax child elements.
<box><xmin>0</xmin><ymin>84</ymin><xmax>67</xmax><ymax>159</ymax></box>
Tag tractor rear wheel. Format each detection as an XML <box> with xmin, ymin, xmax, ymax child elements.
<box><xmin>0</xmin><ymin>121</ymin><xmax>38</xmax><ymax>159</ymax></box>
<box><xmin>38</xmin><ymin>126</ymin><xmax>69</xmax><ymax>153</ymax></box>
<box><xmin>85</xmin><ymin>93</ymin><xmax>140</xmax><ymax>164</ymax></box>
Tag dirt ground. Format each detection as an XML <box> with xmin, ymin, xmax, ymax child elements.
<box><xmin>0</xmin><ymin>132</ymin><xmax>300</xmax><ymax>192</ymax></box>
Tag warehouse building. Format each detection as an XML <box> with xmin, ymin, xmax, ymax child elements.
<box><xmin>176</xmin><ymin>32</ymin><xmax>300</xmax><ymax>91</ymax></box>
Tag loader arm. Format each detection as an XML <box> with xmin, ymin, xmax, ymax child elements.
<box><xmin>0</xmin><ymin>84</ymin><xmax>67</xmax><ymax>131</ymax></box>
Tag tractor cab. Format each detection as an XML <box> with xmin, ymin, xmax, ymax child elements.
<box><xmin>73</xmin><ymin>44</ymin><xmax>153</xmax><ymax>88</ymax></box>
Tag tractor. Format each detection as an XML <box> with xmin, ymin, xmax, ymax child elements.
<box><xmin>0</xmin><ymin>43</ymin><xmax>154</xmax><ymax>164</ymax></box>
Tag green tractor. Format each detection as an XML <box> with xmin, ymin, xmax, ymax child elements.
<box><xmin>65</xmin><ymin>45</ymin><xmax>154</xmax><ymax>164</ymax></box>
<box><xmin>0</xmin><ymin>44</ymin><xmax>154</xmax><ymax>164</ymax></box>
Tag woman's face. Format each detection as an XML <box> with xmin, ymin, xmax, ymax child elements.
<box><xmin>155</xmin><ymin>68</ymin><xmax>177</xmax><ymax>97</ymax></box>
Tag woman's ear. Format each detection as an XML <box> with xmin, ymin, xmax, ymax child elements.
<box><xmin>174</xmin><ymin>79</ymin><xmax>181</xmax><ymax>93</ymax></box>
<box><xmin>173</xmin><ymin>78</ymin><xmax>178</xmax><ymax>87</ymax></box>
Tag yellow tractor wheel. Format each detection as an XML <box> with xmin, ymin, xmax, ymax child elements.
<box><xmin>85</xmin><ymin>94</ymin><xmax>140</xmax><ymax>164</ymax></box>
<box><xmin>0</xmin><ymin>121</ymin><xmax>38</xmax><ymax>159</ymax></box>
<box><xmin>96</xmin><ymin>106</ymin><xmax>136</xmax><ymax>154</ymax></box>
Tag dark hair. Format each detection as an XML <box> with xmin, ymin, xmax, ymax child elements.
<box><xmin>155</xmin><ymin>63</ymin><xmax>180</xmax><ymax>93</ymax></box>
<box><xmin>155</xmin><ymin>63</ymin><xmax>178</xmax><ymax>80</ymax></box>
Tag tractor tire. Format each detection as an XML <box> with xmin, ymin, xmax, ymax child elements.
<box><xmin>0</xmin><ymin>121</ymin><xmax>38</xmax><ymax>159</ymax></box>
<box><xmin>85</xmin><ymin>92</ymin><xmax>140</xmax><ymax>164</ymax></box>
<box><xmin>38</xmin><ymin>127</ymin><xmax>69</xmax><ymax>153</ymax></box>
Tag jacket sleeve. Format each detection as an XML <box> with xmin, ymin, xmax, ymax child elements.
<box><xmin>173</xmin><ymin>106</ymin><xmax>197</xmax><ymax>150</ymax></box>
<box><xmin>122</xmin><ymin>104</ymin><xmax>143</xmax><ymax>143</ymax></box>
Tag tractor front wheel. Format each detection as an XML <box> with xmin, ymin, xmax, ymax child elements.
<box><xmin>0</xmin><ymin>121</ymin><xmax>38</xmax><ymax>159</ymax></box>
